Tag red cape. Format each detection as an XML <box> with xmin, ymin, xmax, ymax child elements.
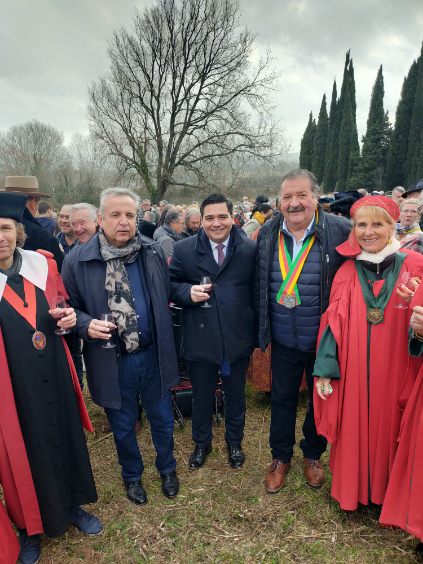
<box><xmin>314</xmin><ymin>250</ymin><xmax>423</xmax><ymax>510</ymax></box>
<box><xmin>0</xmin><ymin>251</ymin><xmax>93</xmax><ymax>536</ymax></box>
<box><xmin>0</xmin><ymin>501</ymin><xmax>20</xmax><ymax>564</ymax></box>
<box><xmin>380</xmin><ymin>283</ymin><xmax>423</xmax><ymax>540</ymax></box>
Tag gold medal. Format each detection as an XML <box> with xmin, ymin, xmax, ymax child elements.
<box><xmin>282</xmin><ymin>295</ymin><xmax>297</xmax><ymax>309</ymax></box>
<box><xmin>367</xmin><ymin>308</ymin><xmax>384</xmax><ymax>324</ymax></box>
<box><xmin>32</xmin><ymin>330</ymin><xmax>47</xmax><ymax>350</ymax></box>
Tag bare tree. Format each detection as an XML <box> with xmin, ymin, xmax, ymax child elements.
<box><xmin>0</xmin><ymin>119</ymin><xmax>70</xmax><ymax>193</ymax></box>
<box><xmin>88</xmin><ymin>0</ymin><xmax>283</xmax><ymax>202</ymax></box>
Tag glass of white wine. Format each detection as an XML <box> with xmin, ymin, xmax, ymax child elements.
<box><xmin>101</xmin><ymin>313</ymin><xmax>116</xmax><ymax>348</ymax></box>
<box><xmin>200</xmin><ymin>276</ymin><xmax>212</xmax><ymax>308</ymax></box>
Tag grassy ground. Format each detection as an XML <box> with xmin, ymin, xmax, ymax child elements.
<box><xmin>37</xmin><ymin>387</ymin><xmax>419</xmax><ymax>563</ymax></box>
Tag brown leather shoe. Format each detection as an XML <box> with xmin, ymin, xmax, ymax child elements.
<box><xmin>264</xmin><ymin>459</ymin><xmax>291</xmax><ymax>493</ymax></box>
<box><xmin>303</xmin><ymin>458</ymin><xmax>325</xmax><ymax>488</ymax></box>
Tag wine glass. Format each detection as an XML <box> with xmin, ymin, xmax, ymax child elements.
<box><xmin>50</xmin><ymin>295</ymin><xmax>70</xmax><ymax>335</ymax></box>
<box><xmin>395</xmin><ymin>272</ymin><xmax>412</xmax><ymax>309</ymax></box>
<box><xmin>200</xmin><ymin>276</ymin><xmax>212</xmax><ymax>308</ymax></box>
<box><xmin>101</xmin><ymin>313</ymin><xmax>116</xmax><ymax>348</ymax></box>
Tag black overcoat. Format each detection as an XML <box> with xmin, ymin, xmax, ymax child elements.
<box><xmin>22</xmin><ymin>209</ymin><xmax>64</xmax><ymax>271</ymax></box>
<box><xmin>169</xmin><ymin>227</ymin><xmax>256</xmax><ymax>364</ymax></box>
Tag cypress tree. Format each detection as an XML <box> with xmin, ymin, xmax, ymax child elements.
<box><xmin>346</xmin><ymin>57</ymin><xmax>361</xmax><ymax>189</ymax></box>
<box><xmin>336</xmin><ymin>76</ymin><xmax>354</xmax><ymax>192</ymax></box>
<box><xmin>299</xmin><ymin>112</ymin><xmax>316</xmax><ymax>170</ymax></box>
<box><xmin>355</xmin><ymin>66</ymin><xmax>392</xmax><ymax>190</ymax></box>
<box><xmin>385</xmin><ymin>59</ymin><xmax>419</xmax><ymax>188</ymax></box>
<box><xmin>311</xmin><ymin>94</ymin><xmax>328</xmax><ymax>183</ymax></box>
<box><xmin>335</xmin><ymin>52</ymin><xmax>360</xmax><ymax>191</ymax></box>
<box><xmin>406</xmin><ymin>44</ymin><xmax>423</xmax><ymax>186</ymax></box>
<box><xmin>323</xmin><ymin>80</ymin><xmax>339</xmax><ymax>192</ymax></box>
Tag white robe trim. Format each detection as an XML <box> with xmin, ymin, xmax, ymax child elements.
<box><xmin>0</xmin><ymin>249</ymin><xmax>48</xmax><ymax>302</ymax></box>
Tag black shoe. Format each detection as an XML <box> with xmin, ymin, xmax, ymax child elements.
<box><xmin>18</xmin><ymin>530</ymin><xmax>41</xmax><ymax>564</ymax></box>
<box><xmin>188</xmin><ymin>444</ymin><xmax>212</xmax><ymax>469</ymax></box>
<box><xmin>69</xmin><ymin>506</ymin><xmax>103</xmax><ymax>536</ymax></box>
<box><xmin>161</xmin><ymin>470</ymin><xmax>180</xmax><ymax>499</ymax></box>
<box><xmin>416</xmin><ymin>542</ymin><xmax>423</xmax><ymax>561</ymax></box>
<box><xmin>125</xmin><ymin>480</ymin><xmax>147</xmax><ymax>505</ymax></box>
<box><xmin>227</xmin><ymin>444</ymin><xmax>245</xmax><ymax>469</ymax></box>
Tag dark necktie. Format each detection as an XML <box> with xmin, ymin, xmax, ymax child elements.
<box><xmin>216</xmin><ymin>243</ymin><xmax>225</xmax><ymax>265</ymax></box>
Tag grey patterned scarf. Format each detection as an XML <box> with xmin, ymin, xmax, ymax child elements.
<box><xmin>99</xmin><ymin>231</ymin><xmax>142</xmax><ymax>352</ymax></box>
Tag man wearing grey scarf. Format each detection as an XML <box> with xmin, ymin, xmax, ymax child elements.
<box><xmin>62</xmin><ymin>188</ymin><xmax>180</xmax><ymax>506</ymax></box>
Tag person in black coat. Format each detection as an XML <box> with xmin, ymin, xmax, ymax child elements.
<box><xmin>170</xmin><ymin>193</ymin><xmax>256</xmax><ymax>470</ymax></box>
<box><xmin>4</xmin><ymin>176</ymin><xmax>64</xmax><ymax>271</ymax></box>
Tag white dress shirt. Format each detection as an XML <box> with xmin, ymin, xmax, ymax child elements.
<box><xmin>209</xmin><ymin>236</ymin><xmax>230</xmax><ymax>264</ymax></box>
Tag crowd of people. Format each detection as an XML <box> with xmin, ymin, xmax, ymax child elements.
<box><xmin>0</xmin><ymin>170</ymin><xmax>422</xmax><ymax>563</ymax></box>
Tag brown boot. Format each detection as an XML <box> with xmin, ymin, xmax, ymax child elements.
<box><xmin>264</xmin><ymin>459</ymin><xmax>291</xmax><ymax>493</ymax></box>
<box><xmin>303</xmin><ymin>458</ymin><xmax>324</xmax><ymax>488</ymax></box>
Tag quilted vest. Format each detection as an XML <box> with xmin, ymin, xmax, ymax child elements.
<box><xmin>269</xmin><ymin>231</ymin><xmax>321</xmax><ymax>352</ymax></box>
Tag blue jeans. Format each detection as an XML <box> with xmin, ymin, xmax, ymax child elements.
<box><xmin>105</xmin><ymin>347</ymin><xmax>176</xmax><ymax>482</ymax></box>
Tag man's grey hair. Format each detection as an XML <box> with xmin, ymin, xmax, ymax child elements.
<box><xmin>143</xmin><ymin>210</ymin><xmax>156</xmax><ymax>223</ymax></box>
<box><xmin>281</xmin><ymin>169</ymin><xmax>320</xmax><ymax>197</ymax></box>
<box><xmin>99</xmin><ymin>188</ymin><xmax>140</xmax><ymax>215</ymax></box>
<box><xmin>392</xmin><ymin>186</ymin><xmax>405</xmax><ymax>195</ymax></box>
<box><xmin>70</xmin><ymin>203</ymin><xmax>98</xmax><ymax>221</ymax></box>
<box><xmin>164</xmin><ymin>210</ymin><xmax>182</xmax><ymax>226</ymax></box>
<box><xmin>185</xmin><ymin>207</ymin><xmax>201</xmax><ymax>225</ymax></box>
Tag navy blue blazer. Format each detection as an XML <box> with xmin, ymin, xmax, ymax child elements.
<box><xmin>169</xmin><ymin>227</ymin><xmax>256</xmax><ymax>364</ymax></box>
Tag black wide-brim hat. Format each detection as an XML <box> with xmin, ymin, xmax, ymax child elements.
<box><xmin>0</xmin><ymin>191</ymin><xmax>28</xmax><ymax>222</ymax></box>
<box><xmin>401</xmin><ymin>180</ymin><xmax>423</xmax><ymax>198</ymax></box>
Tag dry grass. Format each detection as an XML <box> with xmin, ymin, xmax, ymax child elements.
<box><xmin>36</xmin><ymin>388</ymin><xmax>419</xmax><ymax>563</ymax></box>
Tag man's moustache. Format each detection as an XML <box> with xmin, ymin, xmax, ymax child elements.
<box><xmin>287</xmin><ymin>206</ymin><xmax>305</xmax><ymax>213</ymax></box>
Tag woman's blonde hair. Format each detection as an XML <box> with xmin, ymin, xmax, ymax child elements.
<box><xmin>399</xmin><ymin>198</ymin><xmax>421</xmax><ymax>214</ymax></box>
<box><xmin>353</xmin><ymin>205</ymin><xmax>396</xmax><ymax>230</ymax></box>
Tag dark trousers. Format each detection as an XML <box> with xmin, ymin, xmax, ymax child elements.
<box><xmin>270</xmin><ymin>341</ymin><xmax>327</xmax><ymax>462</ymax></box>
<box><xmin>72</xmin><ymin>338</ymin><xmax>84</xmax><ymax>390</ymax></box>
<box><xmin>105</xmin><ymin>347</ymin><xmax>176</xmax><ymax>482</ymax></box>
<box><xmin>188</xmin><ymin>357</ymin><xmax>249</xmax><ymax>448</ymax></box>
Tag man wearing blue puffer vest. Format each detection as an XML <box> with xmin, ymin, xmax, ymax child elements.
<box><xmin>256</xmin><ymin>169</ymin><xmax>351</xmax><ymax>493</ymax></box>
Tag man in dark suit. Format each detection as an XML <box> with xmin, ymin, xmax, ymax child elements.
<box><xmin>4</xmin><ymin>176</ymin><xmax>64</xmax><ymax>271</ymax></box>
<box><xmin>170</xmin><ymin>193</ymin><xmax>256</xmax><ymax>470</ymax></box>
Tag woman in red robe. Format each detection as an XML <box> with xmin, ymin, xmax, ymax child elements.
<box><xmin>313</xmin><ymin>196</ymin><xmax>423</xmax><ymax>512</ymax></box>
<box><xmin>380</xmin><ymin>285</ymin><xmax>423</xmax><ymax>559</ymax></box>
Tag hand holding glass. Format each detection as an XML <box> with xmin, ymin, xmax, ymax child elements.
<box><xmin>50</xmin><ymin>296</ymin><xmax>70</xmax><ymax>335</ymax></box>
<box><xmin>395</xmin><ymin>272</ymin><xmax>414</xmax><ymax>309</ymax></box>
<box><xmin>101</xmin><ymin>313</ymin><xmax>116</xmax><ymax>348</ymax></box>
<box><xmin>200</xmin><ymin>276</ymin><xmax>212</xmax><ymax>308</ymax></box>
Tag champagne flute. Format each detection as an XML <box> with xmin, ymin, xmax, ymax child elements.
<box><xmin>395</xmin><ymin>271</ymin><xmax>412</xmax><ymax>309</ymax></box>
<box><xmin>50</xmin><ymin>295</ymin><xmax>70</xmax><ymax>335</ymax></box>
<box><xmin>101</xmin><ymin>313</ymin><xmax>116</xmax><ymax>348</ymax></box>
<box><xmin>200</xmin><ymin>276</ymin><xmax>212</xmax><ymax>308</ymax></box>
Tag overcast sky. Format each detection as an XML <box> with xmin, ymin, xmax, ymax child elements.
<box><xmin>1</xmin><ymin>0</ymin><xmax>422</xmax><ymax>154</ymax></box>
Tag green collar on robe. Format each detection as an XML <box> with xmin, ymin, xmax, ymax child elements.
<box><xmin>355</xmin><ymin>252</ymin><xmax>406</xmax><ymax>325</ymax></box>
